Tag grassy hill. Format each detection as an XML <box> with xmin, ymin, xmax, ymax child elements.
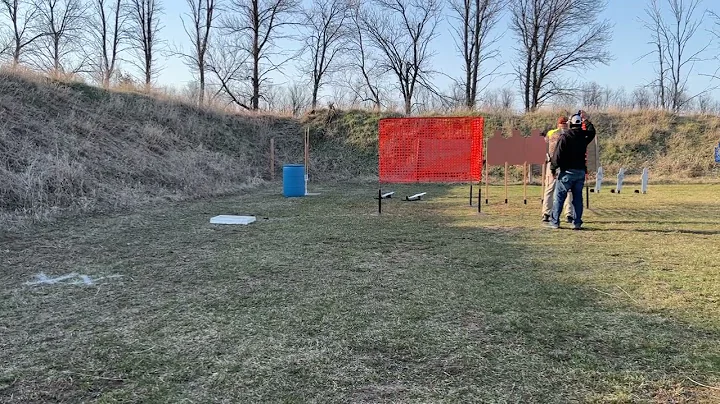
<box><xmin>0</xmin><ymin>72</ymin><xmax>376</xmax><ymax>223</ymax></box>
<box><xmin>1</xmin><ymin>70</ymin><xmax>719</xmax><ymax>223</ymax></box>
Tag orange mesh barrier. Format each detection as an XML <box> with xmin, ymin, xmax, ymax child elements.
<box><xmin>379</xmin><ymin>117</ymin><xmax>483</xmax><ymax>183</ymax></box>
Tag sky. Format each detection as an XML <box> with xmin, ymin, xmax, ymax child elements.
<box><xmin>154</xmin><ymin>0</ymin><xmax>720</xmax><ymax>109</ymax></box>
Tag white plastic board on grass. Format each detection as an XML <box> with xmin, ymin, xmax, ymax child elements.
<box><xmin>210</xmin><ymin>215</ymin><xmax>256</xmax><ymax>225</ymax></box>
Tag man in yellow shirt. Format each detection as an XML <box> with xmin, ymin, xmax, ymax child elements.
<box><xmin>542</xmin><ymin>116</ymin><xmax>574</xmax><ymax>222</ymax></box>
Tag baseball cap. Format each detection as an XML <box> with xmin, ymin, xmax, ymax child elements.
<box><xmin>569</xmin><ymin>113</ymin><xmax>582</xmax><ymax>125</ymax></box>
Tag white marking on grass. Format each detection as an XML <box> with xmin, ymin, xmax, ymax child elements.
<box><xmin>25</xmin><ymin>272</ymin><xmax>78</xmax><ymax>285</ymax></box>
<box><xmin>25</xmin><ymin>272</ymin><xmax>123</xmax><ymax>286</ymax></box>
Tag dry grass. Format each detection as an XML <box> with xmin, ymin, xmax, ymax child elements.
<box><xmin>0</xmin><ymin>71</ymin><xmax>366</xmax><ymax>225</ymax></box>
<box><xmin>1</xmin><ymin>183</ymin><xmax>718</xmax><ymax>403</ymax></box>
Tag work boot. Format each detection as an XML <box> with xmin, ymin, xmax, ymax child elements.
<box><xmin>566</xmin><ymin>216</ymin><xmax>574</xmax><ymax>223</ymax></box>
<box><xmin>542</xmin><ymin>214</ymin><xmax>550</xmax><ymax>222</ymax></box>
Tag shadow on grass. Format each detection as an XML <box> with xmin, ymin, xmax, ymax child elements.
<box><xmin>592</xmin><ymin>219</ymin><xmax>720</xmax><ymax>225</ymax></box>
<box><xmin>573</xmin><ymin>227</ymin><xmax>720</xmax><ymax>235</ymax></box>
<box><xmin>0</xmin><ymin>183</ymin><xmax>718</xmax><ymax>403</ymax></box>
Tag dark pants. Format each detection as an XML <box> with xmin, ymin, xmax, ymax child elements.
<box><xmin>551</xmin><ymin>169</ymin><xmax>585</xmax><ymax>227</ymax></box>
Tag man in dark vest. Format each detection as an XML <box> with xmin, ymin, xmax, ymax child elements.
<box><xmin>547</xmin><ymin>110</ymin><xmax>596</xmax><ymax>230</ymax></box>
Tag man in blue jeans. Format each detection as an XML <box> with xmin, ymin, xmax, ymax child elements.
<box><xmin>548</xmin><ymin>110</ymin><xmax>596</xmax><ymax>230</ymax></box>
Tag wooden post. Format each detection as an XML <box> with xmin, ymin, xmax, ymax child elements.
<box><xmin>484</xmin><ymin>159</ymin><xmax>489</xmax><ymax>204</ymax></box>
<box><xmin>306</xmin><ymin>129</ymin><xmax>310</xmax><ymax>169</ymax></box>
<box><xmin>504</xmin><ymin>161</ymin><xmax>509</xmax><ymax>204</ymax></box>
<box><xmin>528</xmin><ymin>164</ymin><xmax>533</xmax><ymax>184</ymax></box>
<box><xmin>484</xmin><ymin>139</ymin><xmax>490</xmax><ymax>204</ymax></box>
<box><xmin>523</xmin><ymin>162</ymin><xmax>527</xmax><ymax>205</ymax></box>
<box><xmin>269</xmin><ymin>138</ymin><xmax>275</xmax><ymax>180</ymax></box>
<box><xmin>304</xmin><ymin>128</ymin><xmax>310</xmax><ymax>194</ymax></box>
<box><xmin>541</xmin><ymin>163</ymin><xmax>546</xmax><ymax>205</ymax></box>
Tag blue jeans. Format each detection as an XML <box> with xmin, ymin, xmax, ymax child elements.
<box><xmin>551</xmin><ymin>169</ymin><xmax>585</xmax><ymax>227</ymax></box>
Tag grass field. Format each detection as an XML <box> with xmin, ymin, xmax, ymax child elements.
<box><xmin>1</xmin><ymin>183</ymin><xmax>719</xmax><ymax>403</ymax></box>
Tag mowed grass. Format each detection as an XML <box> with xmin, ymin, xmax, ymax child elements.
<box><xmin>1</xmin><ymin>183</ymin><xmax>719</xmax><ymax>403</ymax></box>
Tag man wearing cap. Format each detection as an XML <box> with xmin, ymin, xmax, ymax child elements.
<box><xmin>548</xmin><ymin>110</ymin><xmax>596</xmax><ymax>230</ymax></box>
<box><xmin>541</xmin><ymin>116</ymin><xmax>574</xmax><ymax>223</ymax></box>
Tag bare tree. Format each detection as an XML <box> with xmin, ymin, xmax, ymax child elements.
<box><xmin>1</xmin><ymin>0</ymin><xmax>45</xmax><ymax>67</ymax></box>
<box><xmin>89</xmin><ymin>0</ymin><xmax>127</xmax><ymax>87</ymax></box>
<box><xmin>481</xmin><ymin>88</ymin><xmax>499</xmax><ymax>110</ymax></box>
<box><xmin>276</xmin><ymin>81</ymin><xmax>309</xmax><ymax>115</ymax></box>
<box><xmin>641</xmin><ymin>0</ymin><xmax>709</xmax><ymax>112</ymax></box>
<box><xmin>509</xmin><ymin>0</ymin><xmax>612</xmax><ymax>112</ymax></box>
<box><xmin>129</xmin><ymin>0</ymin><xmax>164</xmax><ymax>88</ymax></box>
<box><xmin>33</xmin><ymin>0</ymin><xmax>86</xmax><ymax>75</ymax></box>
<box><xmin>300</xmin><ymin>0</ymin><xmax>348</xmax><ymax>110</ymax></box>
<box><xmin>613</xmin><ymin>86</ymin><xmax>629</xmax><ymax>109</ymax></box>
<box><xmin>219</xmin><ymin>0</ymin><xmax>300</xmax><ymax>110</ymax></box>
<box><xmin>179</xmin><ymin>0</ymin><xmax>217</xmax><ymax>106</ymax></box>
<box><xmin>500</xmin><ymin>87</ymin><xmax>514</xmax><ymax>110</ymax></box>
<box><xmin>711</xmin><ymin>11</ymin><xmax>720</xmax><ymax>81</ymax></box>
<box><xmin>632</xmin><ymin>86</ymin><xmax>652</xmax><ymax>110</ymax></box>
<box><xmin>695</xmin><ymin>92</ymin><xmax>713</xmax><ymax>114</ymax></box>
<box><xmin>448</xmin><ymin>0</ymin><xmax>504</xmax><ymax>109</ymax></box>
<box><xmin>640</xmin><ymin>0</ymin><xmax>668</xmax><ymax>109</ymax></box>
<box><xmin>360</xmin><ymin>0</ymin><xmax>442</xmax><ymax>115</ymax></box>
<box><xmin>206</xmin><ymin>34</ymin><xmax>251</xmax><ymax>108</ymax></box>
<box><xmin>581</xmin><ymin>82</ymin><xmax>603</xmax><ymax>109</ymax></box>
<box><xmin>347</xmin><ymin>2</ymin><xmax>382</xmax><ymax>109</ymax></box>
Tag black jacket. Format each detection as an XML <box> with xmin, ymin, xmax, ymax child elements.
<box><xmin>550</xmin><ymin>122</ymin><xmax>596</xmax><ymax>173</ymax></box>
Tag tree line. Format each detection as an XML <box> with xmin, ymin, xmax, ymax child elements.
<box><xmin>1</xmin><ymin>0</ymin><xmax>719</xmax><ymax>114</ymax></box>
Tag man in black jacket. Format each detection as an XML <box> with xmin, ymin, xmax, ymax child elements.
<box><xmin>548</xmin><ymin>110</ymin><xmax>596</xmax><ymax>229</ymax></box>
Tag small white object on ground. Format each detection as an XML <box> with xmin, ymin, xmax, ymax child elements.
<box><xmin>210</xmin><ymin>215</ymin><xmax>257</xmax><ymax>225</ymax></box>
<box><xmin>406</xmin><ymin>192</ymin><xmax>427</xmax><ymax>201</ymax></box>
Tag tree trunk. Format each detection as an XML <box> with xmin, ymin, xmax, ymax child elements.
<box><xmin>657</xmin><ymin>40</ymin><xmax>665</xmax><ymax>109</ymax></box>
<box><xmin>145</xmin><ymin>6</ymin><xmax>153</xmax><ymax>88</ymax></box>
<box><xmin>13</xmin><ymin>46</ymin><xmax>20</xmax><ymax>68</ymax></box>
<box><xmin>199</xmin><ymin>57</ymin><xmax>205</xmax><ymax>106</ymax></box>
<box><xmin>54</xmin><ymin>37</ymin><xmax>60</xmax><ymax>74</ymax></box>
<box><xmin>470</xmin><ymin>0</ymin><xmax>481</xmax><ymax>109</ymax></box>
<box><xmin>311</xmin><ymin>83</ymin><xmax>319</xmax><ymax>110</ymax></box>
<box><xmin>252</xmin><ymin>51</ymin><xmax>259</xmax><ymax>109</ymax></box>
<box><xmin>523</xmin><ymin>54</ymin><xmax>531</xmax><ymax>112</ymax></box>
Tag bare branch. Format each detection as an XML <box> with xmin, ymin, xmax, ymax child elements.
<box><xmin>359</xmin><ymin>0</ymin><xmax>442</xmax><ymax>115</ymax></box>
<box><xmin>298</xmin><ymin>0</ymin><xmax>350</xmax><ymax>109</ymax></box>
<box><xmin>128</xmin><ymin>0</ymin><xmax>166</xmax><ymax>88</ymax></box>
<box><xmin>1</xmin><ymin>0</ymin><xmax>47</xmax><ymax>66</ymax></box>
<box><xmin>218</xmin><ymin>0</ymin><xmax>300</xmax><ymax>110</ymax></box>
<box><xmin>509</xmin><ymin>0</ymin><xmax>613</xmax><ymax>111</ymax></box>
<box><xmin>85</xmin><ymin>0</ymin><xmax>130</xmax><ymax>87</ymax></box>
<box><xmin>176</xmin><ymin>0</ymin><xmax>217</xmax><ymax>106</ymax></box>
<box><xmin>31</xmin><ymin>0</ymin><xmax>87</xmax><ymax>76</ymax></box>
<box><xmin>448</xmin><ymin>0</ymin><xmax>506</xmax><ymax>109</ymax></box>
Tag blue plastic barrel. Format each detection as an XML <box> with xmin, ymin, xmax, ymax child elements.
<box><xmin>283</xmin><ymin>164</ymin><xmax>306</xmax><ymax>197</ymax></box>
